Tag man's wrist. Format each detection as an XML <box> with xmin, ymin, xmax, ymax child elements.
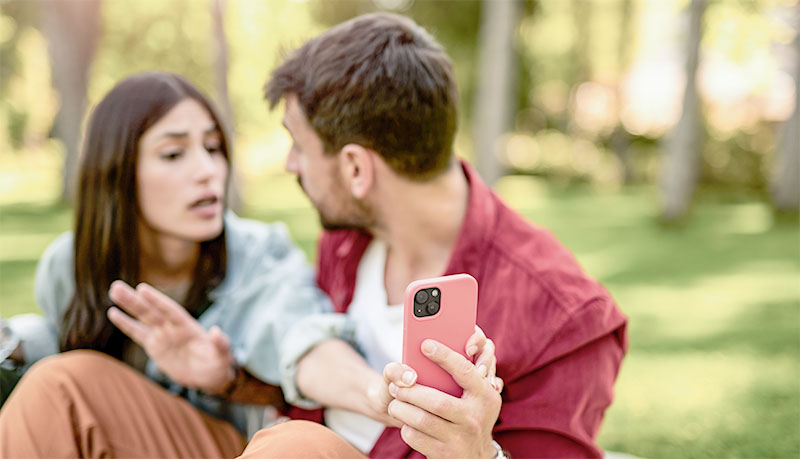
<box><xmin>488</xmin><ymin>439</ymin><xmax>507</xmax><ymax>459</ymax></box>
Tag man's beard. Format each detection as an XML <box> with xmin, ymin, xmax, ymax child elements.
<box><xmin>317</xmin><ymin>200</ymin><xmax>374</xmax><ymax>232</ymax></box>
<box><xmin>297</xmin><ymin>175</ymin><xmax>374</xmax><ymax>232</ymax></box>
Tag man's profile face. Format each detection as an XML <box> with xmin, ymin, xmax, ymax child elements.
<box><xmin>282</xmin><ymin>94</ymin><xmax>373</xmax><ymax>231</ymax></box>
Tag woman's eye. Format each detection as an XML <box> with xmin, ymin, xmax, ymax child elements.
<box><xmin>204</xmin><ymin>144</ymin><xmax>222</xmax><ymax>153</ymax></box>
<box><xmin>161</xmin><ymin>150</ymin><xmax>183</xmax><ymax>161</ymax></box>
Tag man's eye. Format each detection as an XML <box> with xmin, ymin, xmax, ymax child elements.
<box><xmin>161</xmin><ymin>151</ymin><xmax>183</xmax><ymax>160</ymax></box>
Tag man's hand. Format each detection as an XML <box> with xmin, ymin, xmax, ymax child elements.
<box><xmin>107</xmin><ymin>280</ymin><xmax>235</xmax><ymax>394</ymax></box>
<box><xmin>383</xmin><ymin>327</ymin><xmax>502</xmax><ymax>458</ymax></box>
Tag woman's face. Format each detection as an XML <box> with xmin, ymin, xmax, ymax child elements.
<box><xmin>136</xmin><ymin>98</ymin><xmax>228</xmax><ymax>244</ymax></box>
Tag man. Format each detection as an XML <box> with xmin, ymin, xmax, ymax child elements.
<box><xmin>265</xmin><ymin>12</ymin><xmax>628</xmax><ymax>458</ymax></box>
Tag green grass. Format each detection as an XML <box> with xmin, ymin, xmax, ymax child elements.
<box><xmin>1</xmin><ymin>173</ymin><xmax>798</xmax><ymax>458</ymax></box>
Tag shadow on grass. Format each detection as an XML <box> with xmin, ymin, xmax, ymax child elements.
<box><xmin>632</xmin><ymin>300</ymin><xmax>800</xmax><ymax>357</ymax></box>
<box><xmin>0</xmin><ymin>201</ymin><xmax>72</xmax><ymax>234</ymax></box>
<box><xmin>604</xmin><ymin>377</ymin><xmax>800</xmax><ymax>458</ymax></box>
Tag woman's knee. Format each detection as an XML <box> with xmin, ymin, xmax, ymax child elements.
<box><xmin>243</xmin><ymin>421</ymin><xmax>363</xmax><ymax>458</ymax></box>
<box><xmin>23</xmin><ymin>350</ymin><xmax>129</xmax><ymax>391</ymax></box>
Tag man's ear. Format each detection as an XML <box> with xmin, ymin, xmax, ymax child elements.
<box><xmin>339</xmin><ymin>143</ymin><xmax>374</xmax><ymax>199</ymax></box>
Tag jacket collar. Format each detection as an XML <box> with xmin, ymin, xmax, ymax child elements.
<box><xmin>443</xmin><ymin>160</ymin><xmax>497</xmax><ymax>278</ymax></box>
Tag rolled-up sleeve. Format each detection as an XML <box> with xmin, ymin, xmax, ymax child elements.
<box><xmin>279</xmin><ymin>312</ymin><xmax>356</xmax><ymax>408</ymax></box>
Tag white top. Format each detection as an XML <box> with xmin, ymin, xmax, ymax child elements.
<box><xmin>325</xmin><ymin>239</ymin><xmax>404</xmax><ymax>453</ymax></box>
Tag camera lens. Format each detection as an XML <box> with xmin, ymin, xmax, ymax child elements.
<box><xmin>431</xmin><ymin>289</ymin><xmax>439</xmax><ymax>297</ymax></box>
<box><xmin>426</xmin><ymin>301</ymin><xmax>439</xmax><ymax>315</ymax></box>
<box><xmin>415</xmin><ymin>290</ymin><xmax>428</xmax><ymax>304</ymax></box>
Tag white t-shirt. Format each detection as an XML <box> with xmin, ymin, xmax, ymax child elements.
<box><xmin>325</xmin><ymin>239</ymin><xmax>403</xmax><ymax>453</ymax></box>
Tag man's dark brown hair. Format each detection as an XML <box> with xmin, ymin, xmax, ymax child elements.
<box><xmin>265</xmin><ymin>13</ymin><xmax>459</xmax><ymax>180</ymax></box>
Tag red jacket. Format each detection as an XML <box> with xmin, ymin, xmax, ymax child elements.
<box><xmin>292</xmin><ymin>162</ymin><xmax>628</xmax><ymax>458</ymax></box>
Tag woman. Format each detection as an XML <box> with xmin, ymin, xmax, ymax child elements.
<box><xmin>0</xmin><ymin>71</ymin><xmax>335</xmax><ymax>456</ymax></box>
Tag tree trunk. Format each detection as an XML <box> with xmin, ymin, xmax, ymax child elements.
<box><xmin>472</xmin><ymin>0</ymin><xmax>521</xmax><ymax>186</ymax></box>
<box><xmin>39</xmin><ymin>0</ymin><xmax>102</xmax><ymax>203</ymax></box>
<box><xmin>210</xmin><ymin>0</ymin><xmax>242</xmax><ymax>212</ymax></box>
<box><xmin>659</xmin><ymin>0</ymin><xmax>707</xmax><ymax>221</ymax></box>
<box><xmin>770</xmin><ymin>14</ymin><xmax>799</xmax><ymax>213</ymax></box>
<box><xmin>613</xmin><ymin>0</ymin><xmax>635</xmax><ymax>184</ymax></box>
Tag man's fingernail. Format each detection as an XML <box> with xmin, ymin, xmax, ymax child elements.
<box><xmin>491</xmin><ymin>375</ymin><xmax>496</xmax><ymax>387</ymax></box>
<box><xmin>422</xmin><ymin>340</ymin><xmax>437</xmax><ymax>355</ymax></box>
<box><xmin>478</xmin><ymin>365</ymin><xmax>487</xmax><ymax>377</ymax></box>
<box><xmin>466</xmin><ymin>345</ymin><xmax>478</xmax><ymax>356</ymax></box>
<box><xmin>389</xmin><ymin>382</ymin><xmax>399</xmax><ymax>396</ymax></box>
<box><xmin>401</xmin><ymin>371</ymin><xmax>416</xmax><ymax>385</ymax></box>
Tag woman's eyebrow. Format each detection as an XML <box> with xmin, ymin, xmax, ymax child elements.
<box><xmin>156</xmin><ymin>125</ymin><xmax>218</xmax><ymax>140</ymax></box>
<box><xmin>158</xmin><ymin>131</ymin><xmax>190</xmax><ymax>139</ymax></box>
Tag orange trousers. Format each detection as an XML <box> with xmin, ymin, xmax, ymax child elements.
<box><xmin>0</xmin><ymin>350</ymin><xmax>363</xmax><ymax>458</ymax></box>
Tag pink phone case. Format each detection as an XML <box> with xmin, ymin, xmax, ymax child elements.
<box><xmin>402</xmin><ymin>273</ymin><xmax>478</xmax><ymax>397</ymax></box>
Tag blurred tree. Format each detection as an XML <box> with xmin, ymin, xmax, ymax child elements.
<box><xmin>210</xmin><ymin>0</ymin><xmax>241</xmax><ymax>212</ymax></box>
<box><xmin>0</xmin><ymin>2</ymin><xmax>38</xmax><ymax>151</ymax></box>
<box><xmin>39</xmin><ymin>0</ymin><xmax>101</xmax><ymax>203</ymax></box>
<box><xmin>771</xmin><ymin>21</ymin><xmax>799</xmax><ymax>213</ymax></box>
<box><xmin>611</xmin><ymin>0</ymin><xmax>635</xmax><ymax>184</ymax></box>
<box><xmin>211</xmin><ymin>0</ymin><xmax>233</xmax><ymax>134</ymax></box>
<box><xmin>660</xmin><ymin>0</ymin><xmax>707</xmax><ymax>221</ymax></box>
<box><xmin>472</xmin><ymin>0</ymin><xmax>522</xmax><ymax>185</ymax></box>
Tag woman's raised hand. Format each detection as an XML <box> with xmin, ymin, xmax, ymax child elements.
<box><xmin>107</xmin><ymin>280</ymin><xmax>235</xmax><ymax>394</ymax></box>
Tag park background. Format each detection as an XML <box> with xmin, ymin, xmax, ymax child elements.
<box><xmin>0</xmin><ymin>0</ymin><xmax>798</xmax><ymax>457</ymax></box>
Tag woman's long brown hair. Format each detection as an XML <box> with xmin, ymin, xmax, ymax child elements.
<box><xmin>60</xmin><ymin>72</ymin><xmax>230</xmax><ymax>358</ymax></box>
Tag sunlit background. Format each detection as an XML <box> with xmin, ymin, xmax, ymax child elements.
<box><xmin>0</xmin><ymin>0</ymin><xmax>798</xmax><ymax>457</ymax></box>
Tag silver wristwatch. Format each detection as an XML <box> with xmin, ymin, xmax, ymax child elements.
<box><xmin>491</xmin><ymin>440</ymin><xmax>506</xmax><ymax>459</ymax></box>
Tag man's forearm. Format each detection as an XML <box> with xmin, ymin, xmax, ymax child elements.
<box><xmin>296</xmin><ymin>339</ymin><xmax>382</xmax><ymax>417</ymax></box>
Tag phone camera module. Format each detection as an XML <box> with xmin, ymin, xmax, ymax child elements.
<box><xmin>413</xmin><ymin>287</ymin><xmax>442</xmax><ymax>318</ymax></box>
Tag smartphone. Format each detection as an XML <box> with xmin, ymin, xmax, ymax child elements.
<box><xmin>402</xmin><ymin>273</ymin><xmax>478</xmax><ymax>397</ymax></box>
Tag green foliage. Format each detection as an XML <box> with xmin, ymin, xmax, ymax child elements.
<box><xmin>90</xmin><ymin>0</ymin><xmax>217</xmax><ymax>104</ymax></box>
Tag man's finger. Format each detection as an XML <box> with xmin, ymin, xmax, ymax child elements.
<box><xmin>383</xmin><ymin>362</ymin><xmax>418</xmax><ymax>388</ymax></box>
<box><xmin>388</xmin><ymin>399</ymin><xmax>450</xmax><ymax>442</ymax></box>
<box><xmin>464</xmin><ymin>325</ymin><xmax>487</xmax><ymax>358</ymax></box>
<box><xmin>421</xmin><ymin>339</ymin><xmax>485</xmax><ymax>393</ymax></box>
<box><xmin>493</xmin><ymin>376</ymin><xmax>504</xmax><ymax>393</ymax></box>
<box><xmin>398</xmin><ymin>423</ymin><xmax>447</xmax><ymax>458</ymax></box>
<box><xmin>473</xmin><ymin>338</ymin><xmax>495</xmax><ymax>375</ymax></box>
<box><xmin>391</xmin><ymin>382</ymin><xmax>464</xmax><ymax>424</ymax></box>
<box><xmin>107</xmin><ymin>306</ymin><xmax>150</xmax><ymax>344</ymax></box>
<box><xmin>109</xmin><ymin>280</ymin><xmax>166</xmax><ymax>327</ymax></box>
